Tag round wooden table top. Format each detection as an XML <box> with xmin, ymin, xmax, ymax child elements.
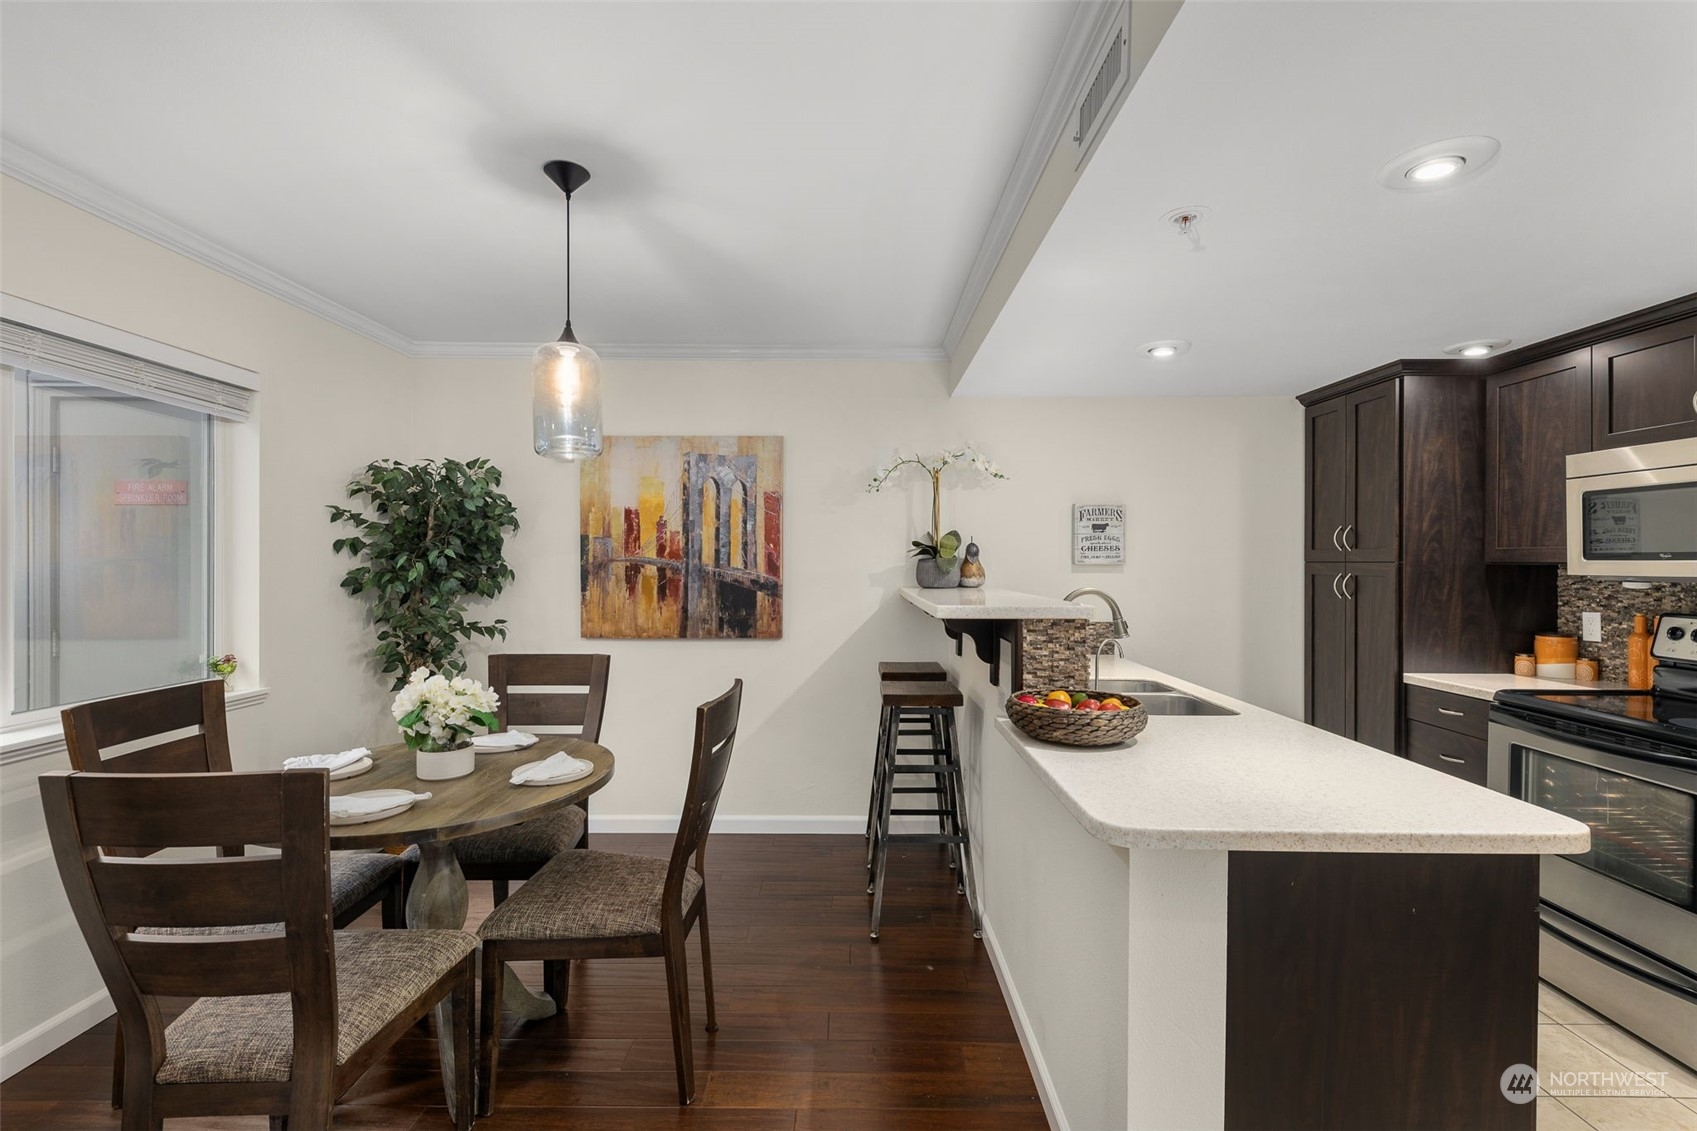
<box><xmin>326</xmin><ymin>736</ymin><xmax>614</xmax><ymax>850</ymax></box>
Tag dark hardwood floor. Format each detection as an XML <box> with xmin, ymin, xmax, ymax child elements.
<box><xmin>1</xmin><ymin>834</ymin><xmax>1045</xmax><ymax>1129</ymax></box>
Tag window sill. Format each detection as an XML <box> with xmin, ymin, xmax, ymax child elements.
<box><xmin>0</xmin><ymin>686</ymin><xmax>270</xmax><ymax>767</ymax></box>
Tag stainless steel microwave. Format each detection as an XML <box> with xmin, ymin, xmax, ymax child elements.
<box><xmin>1566</xmin><ymin>437</ymin><xmax>1697</xmax><ymax>580</ymax></box>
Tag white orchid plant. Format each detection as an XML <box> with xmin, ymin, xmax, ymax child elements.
<box><xmin>391</xmin><ymin>668</ymin><xmax>500</xmax><ymax>753</ymax></box>
<box><xmin>866</xmin><ymin>444</ymin><xmax>1007</xmax><ymax>569</ymax></box>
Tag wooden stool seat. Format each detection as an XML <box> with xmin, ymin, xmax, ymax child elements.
<box><xmin>878</xmin><ymin>680</ymin><xmax>964</xmax><ymax>708</ymax></box>
<box><xmin>878</xmin><ymin>661</ymin><xmax>948</xmax><ymax>681</ymax></box>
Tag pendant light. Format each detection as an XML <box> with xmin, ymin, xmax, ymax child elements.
<box><xmin>532</xmin><ymin>159</ymin><xmax>604</xmax><ymax>461</ymax></box>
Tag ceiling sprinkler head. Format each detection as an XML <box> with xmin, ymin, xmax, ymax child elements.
<box><xmin>1160</xmin><ymin>205</ymin><xmax>1210</xmax><ymax>250</ymax></box>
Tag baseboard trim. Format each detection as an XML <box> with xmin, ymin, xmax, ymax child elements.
<box><xmin>586</xmin><ymin>814</ymin><xmax>939</xmax><ymax>835</ymax></box>
<box><xmin>980</xmin><ymin>914</ymin><xmax>1067</xmax><ymax>1131</ymax></box>
<box><xmin>0</xmin><ymin>987</ymin><xmax>113</xmax><ymax>1082</ymax></box>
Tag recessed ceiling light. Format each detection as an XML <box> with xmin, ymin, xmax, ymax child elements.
<box><xmin>1407</xmin><ymin>156</ymin><xmax>1465</xmax><ymax>183</ymax></box>
<box><xmin>1377</xmin><ymin>136</ymin><xmax>1501</xmax><ymax>191</ymax></box>
<box><xmin>1141</xmin><ymin>340</ymin><xmax>1190</xmax><ymax>359</ymax></box>
<box><xmin>1443</xmin><ymin>339</ymin><xmax>1512</xmax><ymax>358</ymax></box>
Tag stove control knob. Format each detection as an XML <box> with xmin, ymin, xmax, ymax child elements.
<box><xmin>1669</xmin><ymin>626</ymin><xmax>1687</xmax><ymax>642</ymax></box>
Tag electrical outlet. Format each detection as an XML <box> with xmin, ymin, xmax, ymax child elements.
<box><xmin>1581</xmin><ymin>611</ymin><xmax>1603</xmax><ymax>643</ymax></box>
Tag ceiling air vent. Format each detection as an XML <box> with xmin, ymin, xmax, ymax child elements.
<box><xmin>1073</xmin><ymin>13</ymin><xmax>1129</xmax><ymax>166</ymax></box>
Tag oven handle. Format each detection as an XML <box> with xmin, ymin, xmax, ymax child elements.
<box><xmin>1541</xmin><ymin>911</ymin><xmax>1697</xmax><ymax>1006</ymax></box>
<box><xmin>1488</xmin><ymin>708</ymin><xmax>1697</xmax><ymax>780</ymax></box>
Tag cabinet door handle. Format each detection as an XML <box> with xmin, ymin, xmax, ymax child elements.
<box><xmin>1691</xmin><ymin>390</ymin><xmax>1696</xmax><ymax>416</ymax></box>
<box><xmin>1331</xmin><ymin>573</ymin><xmax>1344</xmax><ymax>599</ymax></box>
<box><xmin>1342</xmin><ymin>525</ymin><xmax>1356</xmax><ymax>552</ymax></box>
<box><xmin>1331</xmin><ymin>525</ymin><xmax>1344</xmax><ymax>551</ymax></box>
<box><xmin>1343</xmin><ymin>573</ymin><xmax>1356</xmax><ymax>601</ymax></box>
<box><xmin>1438</xmin><ymin>707</ymin><xmax>1466</xmax><ymax>717</ymax></box>
<box><xmin>1439</xmin><ymin>754</ymin><xmax>1467</xmax><ymax>765</ymax></box>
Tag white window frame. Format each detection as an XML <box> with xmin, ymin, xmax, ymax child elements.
<box><xmin>0</xmin><ymin>295</ymin><xmax>266</xmax><ymax>763</ymax></box>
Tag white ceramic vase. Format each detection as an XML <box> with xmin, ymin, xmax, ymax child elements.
<box><xmin>415</xmin><ymin>743</ymin><xmax>475</xmax><ymax>781</ymax></box>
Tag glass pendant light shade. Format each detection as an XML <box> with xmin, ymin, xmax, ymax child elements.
<box><xmin>531</xmin><ymin>330</ymin><xmax>603</xmax><ymax>460</ymax></box>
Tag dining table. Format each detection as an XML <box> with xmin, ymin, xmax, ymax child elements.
<box><xmin>327</xmin><ymin>735</ymin><xmax>614</xmax><ymax>1097</ymax></box>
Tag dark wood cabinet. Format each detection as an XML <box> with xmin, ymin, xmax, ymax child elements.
<box><xmin>1485</xmin><ymin>349</ymin><xmax>1592</xmax><ymax>563</ymax></box>
<box><xmin>1306</xmin><ymin>399</ymin><xmax>1349</xmax><ymax>561</ymax></box>
<box><xmin>1305</xmin><ymin>386</ymin><xmax>1399</xmax><ymax>563</ymax></box>
<box><xmin>1346</xmin><ymin>385</ymin><xmax>1400</xmax><ymax>562</ymax></box>
<box><xmin>1305</xmin><ymin>561</ymin><xmax>1399</xmax><ymax>754</ymax></box>
<box><xmin>1404</xmin><ymin>687</ymin><xmax>1489</xmax><ymax>786</ymax></box>
<box><xmin>1591</xmin><ymin>315</ymin><xmax>1697</xmax><ymax>449</ymax></box>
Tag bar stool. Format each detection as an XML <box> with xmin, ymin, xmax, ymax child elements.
<box><xmin>867</xmin><ymin>678</ymin><xmax>980</xmax><ymax>940</ymax></box>
<box><xmin>866</xmin><ymin>661</ymin><xmax>949</xmax><ymax>847</ymax></box>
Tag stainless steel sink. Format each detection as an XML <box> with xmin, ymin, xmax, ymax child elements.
<box><xmin>1129</xmin><ymin>692</ymin><xmax>1238</xmax><ymax>717</ymax></box>
<box><xmin>1092</xmin><ymin>679</ymin><xmax>1177</xmax><ymax>694</ymax></box>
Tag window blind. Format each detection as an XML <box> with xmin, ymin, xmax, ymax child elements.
<box><xmin>0</xmin><ymin>319</ymin><xmax>253</xmax><ymax>421</ymax></box>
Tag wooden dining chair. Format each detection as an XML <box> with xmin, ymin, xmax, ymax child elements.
<box><xmin>61</xmin><ymin>678</ymin><xmax>409</xmax><ymax>1109</ymax></box>
<box><xmin>477</xmin><ymin>679</ymin><xmax>742</xmax><ymax>1111</ymax></box>
<box><xmin>40</xmin><ymin>768</ymin><xmax>477</xmax><ymax>1131</ymax></box>
<box><xmin>452</xmin><ymin>653</ymin><xmax>611</xmax><ymax>903</ymax></box>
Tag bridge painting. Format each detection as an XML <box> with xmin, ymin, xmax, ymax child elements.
<box><xmin>580</xmin><ymin>435</ymin><xmax>783</xmax><ymax>639</ymax></box>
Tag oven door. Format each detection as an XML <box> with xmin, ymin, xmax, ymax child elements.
<box><xmin>1565</xmin><ymin>458</ymin><xmax>1697</xmax><ymax>580</ymax></box>
<box><xmin>1487</xmin><ymin>719</ymin><xmax>1697</xmax><ymax>974</ymax></box>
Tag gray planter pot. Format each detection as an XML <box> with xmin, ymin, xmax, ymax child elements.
<box><xmin>915</xmin><ymin>557</ymin><xmax>961</xmax><ymax>589</ymax></box>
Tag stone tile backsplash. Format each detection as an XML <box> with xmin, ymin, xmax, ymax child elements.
<box><xmin>1555</xmin><ymin>568</ymin><xmax>1697</xmax><ymax>680</ymax></box>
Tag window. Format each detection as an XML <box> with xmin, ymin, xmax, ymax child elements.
<box><xmin>2</xmin><ymin>308</ymin><xmax>257</xmax><ymax>723</ymax></box>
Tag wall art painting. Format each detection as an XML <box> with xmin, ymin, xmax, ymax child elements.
<box><xmin>580</xmin><ymin>436</ymin><xmax>783</xmax><ymax>639</ymax></box>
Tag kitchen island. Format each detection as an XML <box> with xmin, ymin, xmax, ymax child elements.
<box><xmin>899</xmin><ymin>593</ymin><xmax>1588</xmax><ymax>1130</ymax></box>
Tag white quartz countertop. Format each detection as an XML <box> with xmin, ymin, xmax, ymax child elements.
<box><xmin>994</xmin><ymin>659</ymin><xmax>1591</xmax><ymax>854</ymax></box>
<box><xmin>1405</xmin><ymin>672</ymin><xmax>1630</xmax><ymax>701</ymax></box>
<box><xmin>899</xmin><ymin>585</ymin><xmax>1090</xmax><ymax>620</ymax></box>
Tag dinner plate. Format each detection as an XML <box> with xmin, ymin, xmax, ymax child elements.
<box><xmin>328</xmin><ymin>755</ymin><xmax>374</xmax><ymax>781</ymax></box>
<box><xmin>510</xmin><ymin>757</ymin><xmax>595</xmax><ymax>787</ymax></box>
<box><xmin>329</xmin><ymin>789</ymin><xmax>420</xmax><ymax>825</ymax></box>
<box><xmin>472</xmin><ymin>731</ymin><xmax>540</xmax><ymax>754</ymax></box>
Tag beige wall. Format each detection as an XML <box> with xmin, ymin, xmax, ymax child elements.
<box><xmin>409</xmin><ymin>357</ymin><xmax>1305</xmax><ymax>822</ymax></box>
<box><xmin>0</xmin><ymin>172</ymin><xmax>1305</xmax><ymax>1070</ymax></box>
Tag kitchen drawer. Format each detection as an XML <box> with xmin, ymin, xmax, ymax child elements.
<box><xmin>1404</xmin><ymin>685</ymin><xmax>1489</xmax><ymax>741</ymax></box>
<box><xmin>1405</xmin><ymin>719</ymin><xmax>1488</xmax><ymax>786</ymax></box>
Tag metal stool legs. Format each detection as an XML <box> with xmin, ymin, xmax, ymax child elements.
<box><xmin>867</xmin><ymin>702</ymin><xmax>980</xmax><ymax>940</ymax></box>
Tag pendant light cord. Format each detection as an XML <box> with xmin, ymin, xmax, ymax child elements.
<box><xmin>565</xmin><ymin>191</ymin><xmax>573</xmax><ymax>329</ymax></box>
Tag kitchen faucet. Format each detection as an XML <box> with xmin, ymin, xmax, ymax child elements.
<box><xmin>1064</xmin><ymin>588</ymin><xmax>1131</xmax><ymax>688</ymax></box>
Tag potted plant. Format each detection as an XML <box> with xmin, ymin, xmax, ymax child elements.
<box><xmin>391</xmin><ymin>668</ymin><xmax>500</xmax><ymax>780</ymax></box>
<box><xmin>329</xmin><ymin>457</ymin><xmax>519</xmax><ymax>689</ymax></box>
<box><xmin>867</xmin><ymin>444</ymin><xmax>1006</xmax><ymax>589</ymax></box>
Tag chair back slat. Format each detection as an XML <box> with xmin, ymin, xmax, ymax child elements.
<box><xmin>62</xmin><ymin>680</ymin><xmax>231</xmax><ymax>773</ymax></box>
<box><xmin>97</xmin><ymin>734</ymin><xmax>218</xmax><ymax>775</ymax></box>
<box><xmin>58</xmin><ymin>772</ymin><xmax>284</xmax><ymax>850</ymax></box>
<box><xmin>669</xmin><ymin>681</ymin><xmax>743</xmax><ymax>890</ymax></box>
<box><xmin>117</xmin><ymin>934</ymin><xmax>293</xmax><ymax>996</ymax></box>
<box><xmin>91</xmin><ymin>856</ymin><xmax>285</xmax><ymax>929</ymax></box>
<box><xmin>490</xmin><ymin>653</ymin><xmax>611</xmax><ymax>740</ymax></box>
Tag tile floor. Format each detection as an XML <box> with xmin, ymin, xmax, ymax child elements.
<box><xmin>1537</xmin><ymin>981</ymin><xmax>1697</xmax><ymax>1130</ymax></box>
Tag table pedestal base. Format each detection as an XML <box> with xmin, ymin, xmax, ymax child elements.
<box><xmin>406</xmin><ymin>843</ymin><xmax>559</xmax><ymax>1102</ymax></box>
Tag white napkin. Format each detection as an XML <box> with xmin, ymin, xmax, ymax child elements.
<box><xmin>510</xmin><ymin>752</ymin><xmax>593</xmax><ymax>785</ymax></box>
<box><xmin>284</xmin><ymin>747</ymin><xmax>370</xmax><ymax>772</ymax></box>
<box><xmin>471</xmin><ymin>730</ymin><xmax>537</xmax><ymax>749</ymax></box>
<box><xmin>328</xmin><ymin>791</ymin><xmax>431</xmax><ymax>819</ymax></box>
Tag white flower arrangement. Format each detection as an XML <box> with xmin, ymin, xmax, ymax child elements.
<box><xmin>866</xmin><ymin>443</ymin><xmax>1007</xmax><ymax>566</ymax></box>
<box><xmin>391</xmin><ymin>668</ymin><xmax>500</xmax><ymax>752</ymax></box>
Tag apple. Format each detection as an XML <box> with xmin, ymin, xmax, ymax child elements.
<box><xmin>1099</xmin><ymin>701</ymin><xmax>1124</xmax><ymax>711</ymax></box>
<box><xmin>1077</xmin><ymin>699</ymin><xmax>1102</xmax><ymax>711</ymax></box>
<box><xmin>1015</xmin><ymin>693</ymin><xmax>1039</xmax><ymax>704</ymax></box>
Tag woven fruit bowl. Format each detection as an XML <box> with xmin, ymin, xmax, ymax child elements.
<box><xmin>1005</xmin><ymin>690</ymin><xmax>1149</xmax><ymax>748</ymax></box>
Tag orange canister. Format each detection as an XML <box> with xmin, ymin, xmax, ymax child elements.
<box><xmin>1534</xmin><ymin>634</ymin><xmax>1579</xmax><ymax>679</ymax></box>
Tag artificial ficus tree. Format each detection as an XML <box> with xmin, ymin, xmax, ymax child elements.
<box><xmin>329</xmin><ymin>457</ymin><xmax>519</xmax><ymax>689</ymax></box>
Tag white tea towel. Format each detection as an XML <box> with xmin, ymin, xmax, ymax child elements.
<box><xmin>510</xmin><ymin>752</ymin><xmax>594</xmax><ymax>785</ymax></box>
<box><xmin>328</xmin><ymin>790</ymin><xmax>431</xmax><ymax>820</ymax></box>
<box><xmin>284</xmin><ymin>747</ymin><xmax>370</xmax><ymax>772</ymax></box>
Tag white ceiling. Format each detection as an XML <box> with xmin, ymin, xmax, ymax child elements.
<box><xmin>0</xmin><ymin>1</ymin><xmax>1076</xmax><ymax>354</ymax></box>
<box><xmin>958</xmin><ymin>1</ymin><xmax>1697</xmax><ymax>397</ymax></box>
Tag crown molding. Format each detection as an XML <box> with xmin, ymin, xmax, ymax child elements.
<box><xmin>1</xmin><ymin>141</ymin><xmax>417</xmax><ymax>355</ymax></box>
<box><xmin>410</xmin><ymin>340</ymin><xmax>949</xmax><ymax>363</ymax></box>
<box><xmin>939</xmin><ymin>1</ymin><xmax>1128</xmax><ymax>358</ymax></box>
<box><xmin>4</xmin><ymin>143</ymin><xmax>953</xmax><ymax>366</ymax></box>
